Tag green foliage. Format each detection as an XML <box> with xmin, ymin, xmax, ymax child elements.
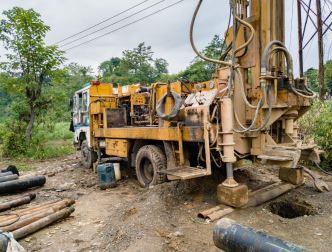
<box><xmin>304</xmin><ymin>60</ymin><xmax>332</xmax><ymax>94</ymax></box>
<box><xmin>98</xmin><ymin>42</ymin><xmax>168</xmax><ymax>85</ymax></box>
<box><xmin>178</xmin><ymin>35</ymin><xmax>225</xmax><ymax>82</ymax></box>
<box><xmin>0</xmin><ymin>122</ymin><xmax>74</xmax><ymax>160</ymax></box>
<box><xmin>299</xmin><ymin>100</ymin><xmax>332</xmax><ymax>168</ymax></box>
<box><xmin>0</xmin><ymin>119</ymin><xmax>26</xmax><ymax>157</ymax></box>
<box><xmin>0</xmin><ymin>7</ymin><xmax>65</xmax><ymax>141</ymax></box>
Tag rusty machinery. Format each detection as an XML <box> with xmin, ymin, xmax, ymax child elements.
<box><xmin>88</xmin><ymin>0</ymin><xmax>320</xmax><ymax>207</ymax></box>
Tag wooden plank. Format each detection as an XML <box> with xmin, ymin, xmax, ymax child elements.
<box><xmin>160</xmin><ymin>166</ymin><xmax>208</xmax><ymax>180</ymax></box>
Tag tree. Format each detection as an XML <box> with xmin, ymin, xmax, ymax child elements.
<box><xmin>120</xmin><ymin>42</ymin><xmax>154</xmax><ymax>84</ymax></box>
<box><xmin>98</xmin><ymin>43</ymin><xmax>169</xmax><ymax>85</ymax></box>
<box><xmin>305</xmin><ymin>67</ymin><xmax>319</xmax><ymax>92</ymax></box>
<box><xmin>154</xmin><ymin>58</ymin><xmax>168</xmax><ymax>79</ymax></box>
<box><xmin>304</xmin><ymin>60</ymin><xmax>332</xmax><ymax>96</ymax></box>
<box><xmin>0</xmin><ymin>7</ymin><xmax>65</xmax><ymax>142</ymax></box>
<box><xmin>99</xmin><ymin>57</ymin><xmax>121</xmax><ymax>82</ymax></box>
<box><xmin>178</xmin><ymin>35</ymin><xmax>226</xmax><ymax>82</ymax></box>
<box><xmin>325</xmin><ymin>60</ymin><xmax>332</xmax><ymax>95</ymax></box>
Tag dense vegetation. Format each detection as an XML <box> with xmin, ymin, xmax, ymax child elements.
<box><xmin>299</xmin><ymin>100</ymin><xmax>332</xmax><ymax>167</ymax></box>
<box><xmin>0</xmin><ymin>7</ymin><xmax>331</xmax><ymax>167</ymax></box>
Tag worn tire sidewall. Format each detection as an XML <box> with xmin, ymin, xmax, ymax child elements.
<box><xmin>135</xmin><ymin>146</ymin><xmax>166</xmax><ymax>187</ymax></box>
<box><xmin>81</xmin><ymin>140</ymin><xmax>93</xmax><ymax>169</ymax></box>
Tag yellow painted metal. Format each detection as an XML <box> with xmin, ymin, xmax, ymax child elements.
<box><xmin>84</xmin><ymin>0</ymin><xmax>315</xmax><ymax>184</ymax></box>
<box><xmin>89</xmin><ymin>83</ymin><xmax>113</xmax><ymax>96</ymax></box>
<box><xmin>100</xmin><ymin>126</ymin><xmax>204</xmax><ymax>142</ymax></box>
<box><xmin>105</xmin><ymin>139</ymin><xmax>129</xmax><ymax>158</ymax></box>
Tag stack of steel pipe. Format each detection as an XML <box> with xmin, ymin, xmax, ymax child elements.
<box><xmin>0</xmin><ymin>175</ymin><xmax>46</xmax><ymax>194</ymax></box>
<box><xmin>0</xmin><ymin>165</ymin><xmax>46</xmax><ymax>194</ymax></box>
<box><xmin>0</xmin><ymin>198</ymin><xmax>75</xmax><ymax>248</ymax></box>
<box><xmin>0</xmin><ymin>193</ymin><xmax>36</xmax><ymax>212</ymax></box>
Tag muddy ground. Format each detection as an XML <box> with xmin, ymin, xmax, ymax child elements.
<box><xmin>1</xmin><ymin>154</ymin><xmax>332</xmax><ymax>252</ymax></box>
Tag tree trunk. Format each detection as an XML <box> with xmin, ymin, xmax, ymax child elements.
<box><xmin>25</xmin><ymin>108</ymin><xmax>35</xmax><ymax>143</ymax></box>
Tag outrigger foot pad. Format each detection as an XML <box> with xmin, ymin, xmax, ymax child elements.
<box><xmin>217</xmin><ymin>183</ymin><xmax>249</xmax><ymax>208</ymax></box>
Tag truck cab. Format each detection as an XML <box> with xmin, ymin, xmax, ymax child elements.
<box><xmin>70</xmin><ymin>84</ymin><xmax>97</xmax><ymax>168</ymax></box>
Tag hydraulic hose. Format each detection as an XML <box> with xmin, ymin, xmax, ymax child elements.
<box><xmin>261</xmin><ymin>40</ymin><xmax>287</xmax><ymax>74</ymax></box>
<box><xmin>190</xmin><ymin>0</ymin><xmax>232</xmax><ymax>67</ymax></box>
<box><xmin>233</xmin><ymin>89</ymin><xmax>265</xmax><ymax>133</ymax></box>
<box><xmin>234</xmin><ymin>85</ymin><xmax>273</xmax><ymax>133</ymax></box>
<box><xmin>261</xmin><ymin>41</ymin><xmax>316</xmax><ymax>99</ymax></box>
<box><xmin>233</xmin><ymin>15</ymin><xmax>255</xmax><ymax>55</ymax></box>
<box><xmin>235</xmin><ymin>68</ymin><xmax>258</xmax><ymax>109</ymax></box>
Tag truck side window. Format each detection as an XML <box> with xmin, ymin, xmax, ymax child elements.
<box><xmin>78</xmin><ymin>93</ymin><xmax>83</xmax><ymax>111</ymax></box>
<box><xmin>82</xmin><ymin>92</ymin><xmax>88</xmax><ymax>112</ymax></box>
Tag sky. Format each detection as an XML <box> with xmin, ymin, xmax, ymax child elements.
<box><xmin>0</xmin><ymin>0</ymin><xmax>331</xmax><ymax>75</ymax></box>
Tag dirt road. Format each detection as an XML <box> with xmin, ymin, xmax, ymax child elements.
<box><xmin>1</xmin><ymin>154</ymin><xmax>332</xmax><ymax>251</ymax></box>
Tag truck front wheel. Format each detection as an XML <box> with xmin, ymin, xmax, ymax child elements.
<box><xmin>80</xmin><ymin>140</ymin><xmax>97</xmax><ymax>169</ymax></box>
<box><xmin>135</xmin><ymin>145</ymin><xmax>167</xmax><ymax>187</ymax></box>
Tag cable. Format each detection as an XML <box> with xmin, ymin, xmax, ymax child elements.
<box><xmin>235</xmin><ymin>68</ymin><xmax>258</xmax><ymax>109</ymax></box>
<box><xmin>64</xmin><ymin>0</ymin><xmax>186</xmax><ymax>51</ymax></box>
<box><xmin>189</xmin><ymin>0</ymin><xmax>232</xmax><ymax>66</ymax></box>
<box><xmin>59</xmin><ymin>0</ymin><xmax>168</xmax><ymax>48</ymax></box>
<box><xmin>55</xmin><ymin>0</ymin><xmax>150</xmax><ymax>45</ymax></box>
<box><xmin>233</xmin><ymin>15</ymin><xmax>254</xmax><ymax>55</ymax></box>
<box><xmin>314</xmin><ymin>161</ymin><xmax>332</xmax><ymax>176</ymax></box>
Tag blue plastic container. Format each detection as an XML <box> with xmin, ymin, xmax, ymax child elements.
<box><xmin>97</xmin><ymin>163</ymin><xmax>116</xmax><ymax>189</ymax></box>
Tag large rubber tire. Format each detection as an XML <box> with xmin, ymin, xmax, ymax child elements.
<box><xmin>80</xmin><ymin>140</ymin><xmax>97</xmax><ymax>169</ymax></box>
<box><xmin>135</xmin><ymin>145</ymin><xmax>167</xmax><ymax>187</ymax></box>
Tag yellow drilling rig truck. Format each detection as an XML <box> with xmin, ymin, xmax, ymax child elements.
<box><xmin>71</xmin><ymin>0</ymin><xmax>321</xmax><ymax>207</ymax></box>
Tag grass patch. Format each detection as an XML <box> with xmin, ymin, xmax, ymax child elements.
<box><xmin>0</xmin><ymin>122</ymin><xmax>75</xmax><ymax>161</ymax></box>
<box><xmin>25</xmin><ymin>139</ymin><xmax>75</xmax><ymax>160</ymax></box>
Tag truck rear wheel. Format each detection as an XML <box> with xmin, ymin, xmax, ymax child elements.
<box><xmin>80</xmin><ymin>140</ymin><xmax>97</xmax><ymax>169</ymax></box>
<box><xmin>135</xmin><ymin>145</ymin><xmax>167</xmax><ymax>187</ymax></box>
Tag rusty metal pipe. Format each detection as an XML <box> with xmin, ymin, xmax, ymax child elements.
<box><xmin>13</xmin><ymin>199</ymin><xmax>74</xmax><ymax>216</ymax></box>
<box><xmin>12</xmin><ymin>206</ymin><xmax>75</xmax><ymax>240</ymax></box>
<box><xmin>0</xmin><ymin>193</ymin><xmax>36</xmax><ymax>212</ymax></box>
<box><xmin>213</xmin><ymin>218</ymin><xmax>305</xmax><ymax>252</ymax></box>
<box><xmin>0</xmin><ymin>199</ymin><xmax>74</xmax><ymax>224</ymax></box>
<box><xmin>1</xmin><ymin>202</ymin><xmax>74</xmax><ymax>232</ymax></box>
<box><xmin>0</xmin><ymin>175</ymin><xmax>46</xmax><ymax>194</ymax></box>
<box><xmin>0</xmin><ymin>174</ymin><xmax>19</xmax><ymax>183</ymax></box>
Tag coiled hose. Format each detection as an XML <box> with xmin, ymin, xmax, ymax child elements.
<box><xmin>261</xmin><ymin>40</ymin><xmax>316</xmax><ymax>99</ymax></box>
<box><xmin>156</xmin><ymin>91</ymin><xmax>183</xmax><ymax>121</ymax></box>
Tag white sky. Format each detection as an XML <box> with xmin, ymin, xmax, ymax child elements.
<box><xmin>0</xmin><ymin>0</ymin><xmax>331</xmax><ymax>75</ymax></box>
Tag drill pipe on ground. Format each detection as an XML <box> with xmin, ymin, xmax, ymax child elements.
<box><xmin>0</xmin><ymin>171</ymin><xmax>13</xmax><ymax>177</ymax></box>
<box><xmin>0</xmin><ymin>206</ymin><xmax>75</xmax><ymax>249</ymax></box>
<box><xmin>0</xmin><ymin>174</ymin><xmax>19</xmax><ymax>183</ymax></box>
<box><xmin>0</xmin><ymin>199</ymin><xmax>75</xmax><ymax>225</ymax></box>
<box><xmin>213</xmin><ymin>218</ymin><xmax>305</xmax><ymax>252</ymax></box>
<box><xmin>0</xmin><ymin>200</ymin><xmax>58</xmax><ymax>223</ymax></box>
<box><xmin>12</xmin><ymin>206</ymin><xmax>75</xmax><ymax>240</ymax></box>
<box><xmin>0</xmin><ymin>193</ymin><xmax>36</xmax><ymax>212</ymax></box>
<box><xmin>1</xmin><ymin>201</ymin><xmax>74</xmax><ymax>232</ymax></box>
<box><xmin>0</xmin><ymin>175</ymin><xmax>46</xmax><ymax>194</ymax></box>
<box><xmin>1</xmin><ymin>165</ymin><xmax>19</xmax><ymax>176</ymax></box>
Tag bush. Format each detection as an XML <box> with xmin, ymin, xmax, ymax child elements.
<box><xmin>0</xmin><ymin>119</ymin><xmax>27</xmax><ymax>157</ymax></box>
<box><xmin>299</xmin><ymin>100</ymin><xmax>332</xmax><ymax>168</ymax></box>
<box><xmin>0</xmin><ymin>121</ymin><xmax>74</xmax><ymax>160</ymax></box>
